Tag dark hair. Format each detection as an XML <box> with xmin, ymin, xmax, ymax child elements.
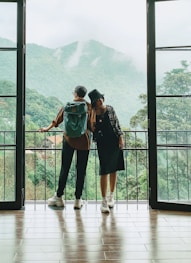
<box><xmin>92</xmin><ymin>96</ymin><xmax>104</xmax><ymax>108</ymax></box>
<box><xmin>75</xmin><ymin>86</ymin><xmax>87</xmax><ymax>98</ymax></box>
<box><xmin>88</xmin><ymin>89</ymin><xmax>104</xmax><ymax>108</ymax></box>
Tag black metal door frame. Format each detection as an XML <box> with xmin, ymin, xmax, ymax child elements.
<box><xmin>147</xmin><ymin>0</ymin><xmax>191</xmax><ymax>211</ymax></box>
<box><xmin>0</xmin><ymin>0</ymin><xmax>25</xmax><ymax>210</ymax></box>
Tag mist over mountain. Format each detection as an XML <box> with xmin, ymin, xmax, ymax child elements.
<box><xmin>0</xmin><ymin>37</ymin><xmax>146</xmax><ymax>127</ymax></box>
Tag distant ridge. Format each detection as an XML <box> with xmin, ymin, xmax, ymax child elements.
<box><xmin>0</xmin><ymin>37</ymin><xmax>146</xmax><ymax>126</ymax></box>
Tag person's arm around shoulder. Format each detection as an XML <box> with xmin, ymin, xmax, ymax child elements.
<box><xmin>87</xmin><ymin>102</ymin><xmax>96</xmax><ymax>132</ymax></box>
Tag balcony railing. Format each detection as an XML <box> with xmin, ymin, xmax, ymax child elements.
<box><xmin>24</xmin><ymin>130</ymin><xmax>149</xmax><ymax>206</ymax></box>
<box><xmin>0</xmin><ymin>130</ymin><xmax>148</xmax><ymax>207</ymax></box>
<box><xmin>2</xmin><ymin>129</ymin><xmax>191</xmax><ymax>207</ymax></box>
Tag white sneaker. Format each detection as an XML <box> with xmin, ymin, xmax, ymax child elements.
<box><xmin>74</xmin><ymin>199</ymin><xmax>83</xmax><ymax>209</ymax></box>
<box><xmin>107</xmin><ymin>196</ymin><xmax>115</xmax><ymax>208</ymax></box>
<box><xmin>100</xmin><ymin>201</ymin><xmax>110</xmax><ymax>213</ymax></box>
<box><xmin>47</xmin><ymin>193</ymin><xmax>64</xmax><ymax>207</ymax></box>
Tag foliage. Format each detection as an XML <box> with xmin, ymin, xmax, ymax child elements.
<box><xmin>0</xmin><ymin>38</ymin><xmax>146</xmax><ymax>127</ymax></box>
<box><xmin>130</xmin><ymin>61</ymin><xmax>191</xmax><ymax>201</ymax></box>
<box><xmin>0</xmin><ymin>151</ymin><xmax>15</xmax><ymax>201</ymax></box>
<box><xmin>26</xmin><ymin>88</ymin><xmax>63</xmax><ymax>128</ymax></box>
<box><xmin>130</xmin><ymin>93</ymin><xmax>147</xmax><ymax>129</ymax></box>
<box><xmin>4</xmin><ymin>61</ymin><xmax>191</xmax><ymax>202</ymax></box>
<box><xmin>28</xmin><ymin>158</ymin><xmax>56</xmax><ymax>188</ymax></box>
<box><xmin>0</xmin><ymin>79</ymin><xmax>149</xmax><ymax>201</ymax></box>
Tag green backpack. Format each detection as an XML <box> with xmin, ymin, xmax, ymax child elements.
<box><xmin>64</xmin><ymin>101</ymin><xmax>88</xmax><ymax>138</ymax></box>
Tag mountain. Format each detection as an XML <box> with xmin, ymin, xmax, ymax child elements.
<box><xmin>0</xmin><ymin>37</ymin><xmax>146</xmax><ymax>127</ymax></box>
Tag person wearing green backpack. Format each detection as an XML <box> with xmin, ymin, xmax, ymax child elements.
<box><xmin>39</xmin><ymin>86</ymin><xmax>91</xmax><ymax>209</ymax></box>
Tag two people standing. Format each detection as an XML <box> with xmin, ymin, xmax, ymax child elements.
<box><xmin>39</xmin><ymin>87</ymin><xmax>125</xmax><ymax>213</ymax></box>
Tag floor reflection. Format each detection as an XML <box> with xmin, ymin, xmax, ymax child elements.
<box><xmin>1</xmin><ymin>204</ymin><xmax>191</xmax><ymax>262</ymax></box>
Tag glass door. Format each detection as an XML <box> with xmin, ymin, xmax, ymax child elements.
<box><xmin>148</xmin><ymin>0</ymin><xmax>191</xmax><ymax>211</ymax></box>
<box><xmin>0</xmin><ymin>0</ymin><xmax>25</xmax><ymax>209</ymax></box>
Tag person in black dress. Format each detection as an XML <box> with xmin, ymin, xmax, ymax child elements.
<box><xmin>88</xmin><ymin>89</ymin><xmax>125</xmax><ymax>213</ymax></box>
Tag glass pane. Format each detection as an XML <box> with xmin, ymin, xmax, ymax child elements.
<box><xmin>157</xmin><ymin>130</ymin><xmax>191</xmax><ymax>146</ymax></box>
<box><xmin>0</xmin><ymin>149</ymin><xmax>16</xmax><ymax>201</ymax></box>
<box><xmin>0</xmin><ymin>98</ymin><xmax>16</xmax><ymax>135</ymax></box>
<box><xmin>156</xmin><ymin>0</ymin><xmax>191</xmax><ymax>47</ymax></box>
<box><xmin>157</xmin><ymin>148</ymin><xmax>191</xmax><ymax>205</ymax></box>
<box><xmin>0</xmin><ymin>51</ymin><xmax>17</xmax><ymax>91</ymax></box>
<box><xmin>0</xmin><ymin>3</ymin><xmax>17</xmax><ymax>47</ymax></box>
<box><xmin>156</xmin><ymin>50</ymin><xmax>191</xmax><ymax>95</ymax></box>
<box><xmin>156</xmin><ymin>97</ymin><xmax>191</xmax><ymax>134</ymax></box>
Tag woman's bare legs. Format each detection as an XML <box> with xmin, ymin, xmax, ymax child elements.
<box><xmin>100</xmin><ymin>174</ymin><xmax>110</xmax><ymax>213</ymax></box>
<box><xmin>100</xmin><ymin>174</ymin><xmax>108</xmax><ymax>198</ymax></box>
<box><xmin>108</xmin><ymin>172</ymin><xmax>117</xmax><ymax>208</ymax></box>
<box><xmin>109</xmin><ymin>172</ymin><xmax>117</xmax><ymax>193</ymax></box>
<box><xmin>100</xmin><ymin>172</ymin><xmax>117</xmax><ymax>212</ymax></box>
<box><xmin>100</xmin><ymin>172</ymin><xmax>117</xmax><ymax>197</ymax></box>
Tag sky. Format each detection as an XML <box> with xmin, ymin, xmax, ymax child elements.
<box><xmin>25</xmin><ymin>0</ymin><xmax>146</xmax><ymax>51</ymax></box>
<box><xmin>0</xmin><ymin>0</ymin><xmax>191</xmax><ymax>74</ymax></box>
<box><xmin>0</xmin><ymin>0</ymin><xmax>147</xmax><ymax>71</ymax></box>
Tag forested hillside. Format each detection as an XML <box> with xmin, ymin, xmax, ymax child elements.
<box><xmin>0</xmin><ymin>37</ymin><xmax>146</xmax><ymax>127</ymax></box>
<box><xmin>0</xmin><ymin>80</ymin><xmax>64</xmax><ymax>131</ymax></box>
<box><xmin>1</xmin><ymin>39</ymin><xmax>191</xmax><ymax>201</ymax></box>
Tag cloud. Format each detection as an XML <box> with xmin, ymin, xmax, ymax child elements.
<box><xmin>25</xmin><ymin>0</ymin><xmax>146</xmax><ymax>70</ymax></box>
<box><xmin>66</xmin><ymin>41</ymin><xmax>85</xmax><ymax>68</ymax></box>
<box><xmin>2</xmin><ymin>0</ymin><xmax>191</xmax><ymax>73</ymax></box>
<box><xmin>0</xmin><ymin>0</ymin><xmax>147</xmax><ymax>70</ymax></box>
<box><xmin>0</xmin><ymin>3</ymin><xmax>17</xmax><ymax>41</ymax></box>
<box><xmin>155</xmin><ymin>0</ymin><xmax>191</xmax><ymax>47</ymax></box>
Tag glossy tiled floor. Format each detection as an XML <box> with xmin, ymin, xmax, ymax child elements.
<box><xmin>1</xmin><ymin>202</ymin><xmax>191</xmax><ymax>263</ymax></box>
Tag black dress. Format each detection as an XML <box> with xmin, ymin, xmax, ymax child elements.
<box><xmin>94</xmin><ymin>110</ymin><xmax>125</xmax><ymax>175</ymax></box>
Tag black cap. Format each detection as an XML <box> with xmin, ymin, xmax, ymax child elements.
<box><xmin>88</xmin><ymin>89</ymin><xmax>104</xmax><ymax>106</ymax></box>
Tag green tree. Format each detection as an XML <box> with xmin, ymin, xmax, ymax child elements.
<box><xmin>130</xmin><ymin>61</ymin><xmax>191</xmax><ymax>201</ymax></box>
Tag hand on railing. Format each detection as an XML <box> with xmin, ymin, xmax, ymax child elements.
<box><xmin>39</xmin><ymin>127</ymin><xmax>49</xmax><ymax>132</ymax></box>
<box><xmin>39</xmin><ymin>123</ymin><xmax>54</xmax><ymax>132</ymax></box>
